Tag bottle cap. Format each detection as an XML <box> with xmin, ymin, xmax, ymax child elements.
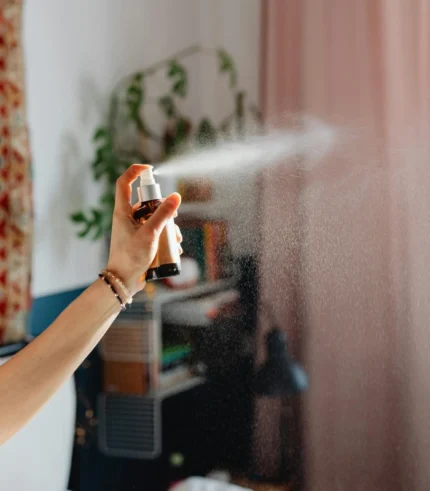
<box><xmin>137</xmin><ymin>166</ymin><xmax>162</xmax><ymax>202</ymax></box>
<box><xmin>139</xmin><ymin>166</ymin><xmax>155</xmax><ymax>186</ymax></box>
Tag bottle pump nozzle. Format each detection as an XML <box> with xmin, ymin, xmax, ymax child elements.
<box><xmin>137</xmin><ymin>166</ymin><xmax>161</xmax><ymax>202</ymax></box>
<box><xmin>139</xmin><ymin>166</ymin><xmax>156</xmax><ymax>186</ymax></box>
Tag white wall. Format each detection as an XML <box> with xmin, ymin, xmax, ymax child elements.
<box><xmin>198</xmin><ymin>0</ymin><xmax>261</xmax><ymax>122</ymax></box>
<box><xmin>198</xmin><ymin>0</ymin><xmax>262</xmax><ymax>257</ymax></box>
<box><xmin>24</xmin><ymin>0</ymin><xmax>260</xmax><ymax>297</ymax></box>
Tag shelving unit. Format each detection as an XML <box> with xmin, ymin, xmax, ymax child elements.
<box><xmin>98</xmin><ymin>376</ymin><xmax>206</xmax><ymax>460</ymax></box>
<box><xmin>97</xmin><ymin>278</ymin><xmax>235</xmax><ymax>459</ymax></box>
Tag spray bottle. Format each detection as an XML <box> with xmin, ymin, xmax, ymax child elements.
<box><xmin>132</xmin><ymin>166</ymin><xmax>181</xmax><ymax>281</ymax></box>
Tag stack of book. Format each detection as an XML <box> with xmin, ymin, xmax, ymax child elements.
<box><xmin>99</xmin><ymin>213</ymin><xmax>235</xmax><ymax>396</ymax></box>
<box><xmin>159</xmin><ymin>345</ymin><xmax>192</xmax><ymax>389</ymax></box>
<box><xmin>100</xmin><ymin>292</ymin><xmax>160</xmax><ymax>395</ymax></box>
<box><xmin>178</xmin><ymin>217</ymin><xmax>232</xmax><ymax>282</ymax></box>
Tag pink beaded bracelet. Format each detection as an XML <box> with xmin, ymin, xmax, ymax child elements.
<box><xmin>102</xmin><ymin>269</ymin><xmax>133</xmax><ymax>305</ymax></box>
<box><xmin>98</xmin><ymin>273</ymin><xmax>127</xmax><ymax>312</ymax></box>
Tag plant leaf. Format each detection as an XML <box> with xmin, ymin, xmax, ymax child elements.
<box><xmin>173</xmin><ymin>80</ymin><xmax>186</xmax><ymax>97</ymax></box>
<box><xmin>78</xmin><ymin>225</ymin><xmax>91</xmax><ymax>239</ymax></box>
<box><xmin>91</xmin><ymin>136</ymin><xmax>122</xmax><ymax>183</ymax></box>
<box><xmin>93</xmin><ymin>167</ymin><xmax>105</xmax><ymax>181</ymax></box>
<box><xmin>89</xmin><ymin>209</ymin><xmax>104</xmax><ymax>240</ymax></box>
<box><xmin>175</xmin><ymin>119</ymin><xmax>188</xmax><ymax>141</ymax></box>
<box><xmin>91</xmin><ymin>208</ymin><xmax>103</xmax><ymax>222</ymax></box>
<box><xmin>217</xmin><ymin>48</ymin><xmax>238</xmax><ymax>88</ymax></box>
<box><xmin>92</xmin><ymin>148</ymin><xmax>105</xmax><ymax>170</ymax></box>
<box><xmin>158</xmin><ymin>95</ymin><xmax>176</xmax><ymax>118</ymax></box>
<box><xmin>70</xmin><ymin>211</ymin><xmax>86</xmax><ymax>223</ymax></box>
<box><xmin>125</xmin><ymin>79</ymin><xmax>145</xmax><ymax>131</ymax></box>
<box><xmin>127</xmin><ymin>85</ymin><xmax>142</xmax><ymax>100</ymax></box>
<box><xmin>100</xmin><ymin>192</ymin><xmax>115</xmax><ymax>208</ymax></box>
<box><xmin>168</xmin><ymin>60</ymin><xmax>182</xmax><ymax>77</ymax></box>
<box><xmin>167</xmin><ymin>59</ymin><xmax>187</xmax><ymax>98</ymax></box>
<box><xmin>196</xmin><ymin>118</ymin><xmax>217</xmax><ymax>147</ymax></box>
<box><xmin>92</xmin><ymin>225</ymin><xmax>104</xmax><ymax>241</ymax></box>
<box><xmin>93</xmin><ymin>127</ymin><xmax>109</xmax><ymax>142</ymax></box>
<box><xmin>71</xmin><ymin>211</ymin><xmax>92</xmax><ymax>238</ymax></box>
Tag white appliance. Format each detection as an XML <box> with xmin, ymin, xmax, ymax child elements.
<box><xmin>172</xmin><ymin>477</ymin><xmax>250</xmax><ymax>491</ymax></box>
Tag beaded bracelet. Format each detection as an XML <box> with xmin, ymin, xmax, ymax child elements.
<box><xmin>102</xmin><ymin>269</ymin><xmax>133</xmax><ymax>305</ymax></box>
<box><xmin>98</xmin><ymin>273</ymin><xmax>127</xmax><ymax>311</ymax></box>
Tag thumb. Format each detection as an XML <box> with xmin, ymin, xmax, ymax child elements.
<box><xmin>145</xmin><ymin>193</ymin><xmax>181</xmax><ymax>236</ymax></box>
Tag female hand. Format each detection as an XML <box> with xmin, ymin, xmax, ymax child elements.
<box><xmin>106</xmin><ymin>164</ymin><xmax>182</xmax><ymax>296</ymax></box>
<box><xmin>0</xmin><ymin>163</ymin><xmax>181</xmax><ymax>445</ymax></box>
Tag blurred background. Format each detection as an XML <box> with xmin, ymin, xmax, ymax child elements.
<box><xmin>0</xmin><ymin>0</ymin><xmax>430</xmax><ymax>490</ymax></box>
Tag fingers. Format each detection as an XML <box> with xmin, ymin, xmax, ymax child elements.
<box><xmin>175</xmin><ymin>224</ymin><xmax>182</xmax><ymax>243</ymax></box>
<box><xmin>143</xmin><ymin>193</ymin><xmax>181</xmax><ymax>237</ymax></box>
<box><xmin>160</xmin><ymin>198</ymin><xmax>178</xmax><ymax>217</ymax></box>
<box><xmin>176</xmin><ymin>224</ymin><xmax>183</xmax><ymax>255</ymax></box>
<box><xmin>115</xmin><ymin>164</ymin><xmax>150</xmax><ymax>214</ymax></box>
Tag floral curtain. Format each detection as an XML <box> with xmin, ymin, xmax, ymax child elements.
<box><xmin>0</xmin><ymin>0</ymin><xmax>31</xmax><ymax>344</ymax></box>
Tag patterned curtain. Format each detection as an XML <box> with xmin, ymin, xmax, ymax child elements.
<box><xmin>0</xmin><ymin>0</ymin><xmax>32</xmax><ymax>344</ymax></box>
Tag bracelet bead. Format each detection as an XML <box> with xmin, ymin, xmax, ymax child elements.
<box><xmin>98</xmin><ymin>274</ymin><xmax>127</xmax><ymax>311</ymax></box>
<box><xmin>102</xmin><ymin>270</ymin><xmax>133</xmax><ymax>305</ymax></box>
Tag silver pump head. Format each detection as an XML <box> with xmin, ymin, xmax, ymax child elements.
<box><xmin>137</xmin><ymin>166</ymin><xmax>162</xmax><ymax>202</ymax></box>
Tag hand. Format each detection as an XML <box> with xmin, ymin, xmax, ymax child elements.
<box><xmin>107</xmin><ymin>164</ymin><xmax>182</xmax><ymax>296</ymax></box>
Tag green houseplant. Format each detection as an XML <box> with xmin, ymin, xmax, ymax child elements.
<box><xmin>71</xmin><ymin>45</ymin><xmax>261</xmax><ymax>239</ymax></box>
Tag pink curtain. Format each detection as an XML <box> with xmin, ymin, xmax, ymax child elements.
<box><xmin>259</xmin><ymin>1</ymin><xmax>430</xmax><ymax>490</ymax></box>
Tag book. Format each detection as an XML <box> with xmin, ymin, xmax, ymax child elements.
<box><xmin>180</xmin><ymin>220</ymin><xmax>206</xmax><ymax>279</ymax></box>
<box><xmin>204</xmin><ymin>221</ymin><xmax>230</xmax><ymax>281</ymax></box>
<box><xmin>162</xmin><ymin>345</ymin><xmax>191</xmax><ymax>371</ymax></box>
<box><xmin>100</xmin><ymin>297</ymin><xmax>160</xmax><ymax>395</ymax></box>
<box><xmin>179</xmin><ymin>217</ymin><xmax>231</xmax><ymax>282</ymax></box>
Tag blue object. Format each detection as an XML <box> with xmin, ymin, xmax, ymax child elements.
<box><xmin>30</xmin><ymin>286</ymin><xmax>87</xmax><ymax>336</ymax></box>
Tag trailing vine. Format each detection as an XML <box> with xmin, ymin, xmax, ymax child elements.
<box><xmin>71</xmin><ymin>45</ymin><xmax>261</xmax><ymax>239</ymax></box>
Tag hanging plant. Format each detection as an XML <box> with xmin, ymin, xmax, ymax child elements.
<box><xmin>71</xmin><ymin>45</ymin><xmax>262</xmax><ymax>239</ymax></box>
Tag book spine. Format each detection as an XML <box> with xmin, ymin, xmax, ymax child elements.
<box><xmin>204</xmin><ymin>222</ymin><xmax>216</xmax><ymax>281</ymax></box>
<box><xmin>203</xmin><ymin>221</ymin><xmax>229</xmax><ymax>281</ymax></box>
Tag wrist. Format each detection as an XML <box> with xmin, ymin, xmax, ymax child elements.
<box><xmin>95</xmin><ymin>277</ymin><xmax>123</xmax><ymax>312</ymax></box>
<box><xmin>98</xmin><ymin>273</ymin><xmax>129</xmax><ymax>311</ymax></box>
<box><xmin>104</xmin><ymin>267</ymin><xmax>146</xmax><ymax>298</ymax></box>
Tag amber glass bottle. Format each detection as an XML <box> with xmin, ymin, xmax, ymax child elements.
<box><xmin>132</xmin><ymin>167</ymin><xmax>181</xmax><ymax>281</ymax></box>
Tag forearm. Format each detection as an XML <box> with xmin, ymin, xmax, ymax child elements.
<box><xmin>0</xmin><ymin>278</ymin><xmax>121</xmax><ymax>444</ymax></box>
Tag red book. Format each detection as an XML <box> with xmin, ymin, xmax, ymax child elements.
<box><xmin>203</xmin><ymin>221</ymin><xmax>229</xmax><ymax>281</ymax></box>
